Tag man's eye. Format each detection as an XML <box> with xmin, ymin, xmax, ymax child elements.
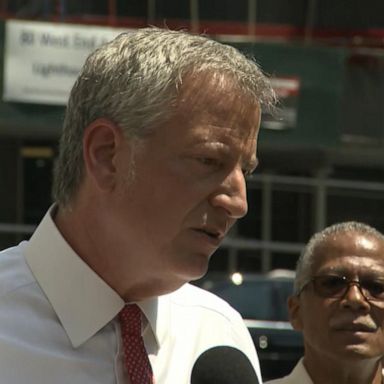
<box><xmin>364</xmin><ymin>280</ymin><xmax>384</xmax><ymax>297</ymax></box>
<box><xmin>321</xmin><ymin>276</ymin><xmax>345</xmax><ymax>289</ymax></box>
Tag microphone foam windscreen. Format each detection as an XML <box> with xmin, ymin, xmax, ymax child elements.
<box><xmin>191</xmin><ymin>345</ymin><xmax>259</xmax><ymax>384</ymax></box>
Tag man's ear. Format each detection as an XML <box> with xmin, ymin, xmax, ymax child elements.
<box><xmin>288</xmin><ymin>295</ymin><xmax>304</xmax><ymax>331</ymax></box>
<box><xmin>83</xmin><ymin>118</ymin><xmax>124</xmax><ymax>192</ymax></box>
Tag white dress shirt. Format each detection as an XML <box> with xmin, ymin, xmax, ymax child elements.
<box><xmin>265</xmin><ymin>358</ymin><xmax>384</xmax><ymax>384</ymax></box>
<box><xmin>0</xmin><ymin>207</ymin><xmax>262</xmax><ymax>383</ymax></box>
<box><xmin>265</xmin><ymin>359</ymin><xmax>312</xmax><ymax>384</ymax></box>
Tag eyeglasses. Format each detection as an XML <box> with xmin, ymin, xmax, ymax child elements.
<box><xmin>298</xmin><ymin>274</ymin><xmax>384</xmax><ymax>304</ymax></box>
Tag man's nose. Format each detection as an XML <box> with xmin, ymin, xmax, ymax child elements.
<box><xmin>209</xmin><ymin>167</ymin><xmax>248</xmax><ymax>219</ymax></box>
<box><xmin>341</xmin><ymin>283</ymin><xmax>371</xmax><ymax>311</ymax></box>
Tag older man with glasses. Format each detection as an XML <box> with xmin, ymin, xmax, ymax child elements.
<box><xmin>266</xmin><ymin>221</ymin><xmax>384</xmax><ymax>384</ymax></box>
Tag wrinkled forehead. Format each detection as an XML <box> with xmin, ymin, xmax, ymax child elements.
<box><xmin>311</xmin><ymin>231</ymin><xmax>384</xmax><ymax>273</ymax></box>
<box><xmin>175</xmin><ymin>71</ymin><xmax>261</xmax><ymax>144</ymax></box>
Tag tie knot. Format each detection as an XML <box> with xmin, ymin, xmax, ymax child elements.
<box><xmin>119</xmin><ymin>304</ymin><xmax>142</xmax><ymax>337</ymax></box>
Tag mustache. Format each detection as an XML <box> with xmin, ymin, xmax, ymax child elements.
<box><xmin>330</xmin><ymin>314</ymin><xmax>378</xmax><ymax>332</ymax></box>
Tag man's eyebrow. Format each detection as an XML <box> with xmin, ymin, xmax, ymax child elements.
<box><xmin>243</xmin><ymin>157</ymin><xmax>259</xmax><ymax>173</ymax></box>
<box><xmin>316</xmin><ymin>267</ymin><xmax>344</xmax><ymax>275</ymax></box>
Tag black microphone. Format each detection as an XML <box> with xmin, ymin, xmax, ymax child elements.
<box><xmin>191</xmin><ymin>345</ymin><xmax>260</xmax><ymax>384</ymax></box>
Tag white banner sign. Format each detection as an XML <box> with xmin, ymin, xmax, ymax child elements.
<box><xmin>3</xmin><ymin>20</ymin><xmax>129</xmax><ymax>105</ymax></box>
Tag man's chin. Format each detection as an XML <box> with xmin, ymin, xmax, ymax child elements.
<box><xmin>178</xmin><ymin>260</ymin><xmax>210</xmax><ymax>283</ymax></box>
<box><xmin>336</xmin><ymin>343</ymin><xmax>380</xmax><ymax>361</ymax></box>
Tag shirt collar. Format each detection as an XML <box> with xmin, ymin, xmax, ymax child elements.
<box><xmin>139</xmin><ymin>295</ymin><xmax>170</xmax><ymax>349</ymax></box>
<box><xmin>294</xmin><ymin>359</ymin><xmax>314</xmax><ymax>383</ymax></box>
<box><xmin>24</xmin><ymin>205</ymin><xmax>164</xmax><ymax>349</ymax></box>
<box><xmin>297</xmin><ymin>358</ymin><xmax>384</xmax><ymax>383</ymax></box>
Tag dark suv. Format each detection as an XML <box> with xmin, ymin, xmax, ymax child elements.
<box><xmin>195</xmin><ymin>270</ymin><xmax>304</xmax><ymax>381</ymax></box>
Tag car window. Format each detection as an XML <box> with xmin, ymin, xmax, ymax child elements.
<box><xmin>209</xmin><ymin>279</ymin><xmax>293</xmax><ymax>321</ymax></box>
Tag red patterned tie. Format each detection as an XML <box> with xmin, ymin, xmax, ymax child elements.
<box><xmin>119</xmin><ymin>304</ymin><xmax>154</xmax><ymax>384</ymax></box>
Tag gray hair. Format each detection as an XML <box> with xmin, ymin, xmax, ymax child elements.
<box><xmin>294</xmin><ymin>221</ymin><xmax>384</xmax><ymax>294</ymax></box>
<box><xmin>52</xmin><ymin>27</ymin><xmax>276</xmax><ymax>207</ymax></box>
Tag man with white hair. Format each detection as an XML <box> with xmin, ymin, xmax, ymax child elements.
<box><xmin>0</xmin><ymin>27</ymin><xmax>275</xmax><ymax>383</ymax></box>
<box><xmin>267</xmin><ymin>221</ymin><xmax>384</xmax><ymax>384</ymax></box>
